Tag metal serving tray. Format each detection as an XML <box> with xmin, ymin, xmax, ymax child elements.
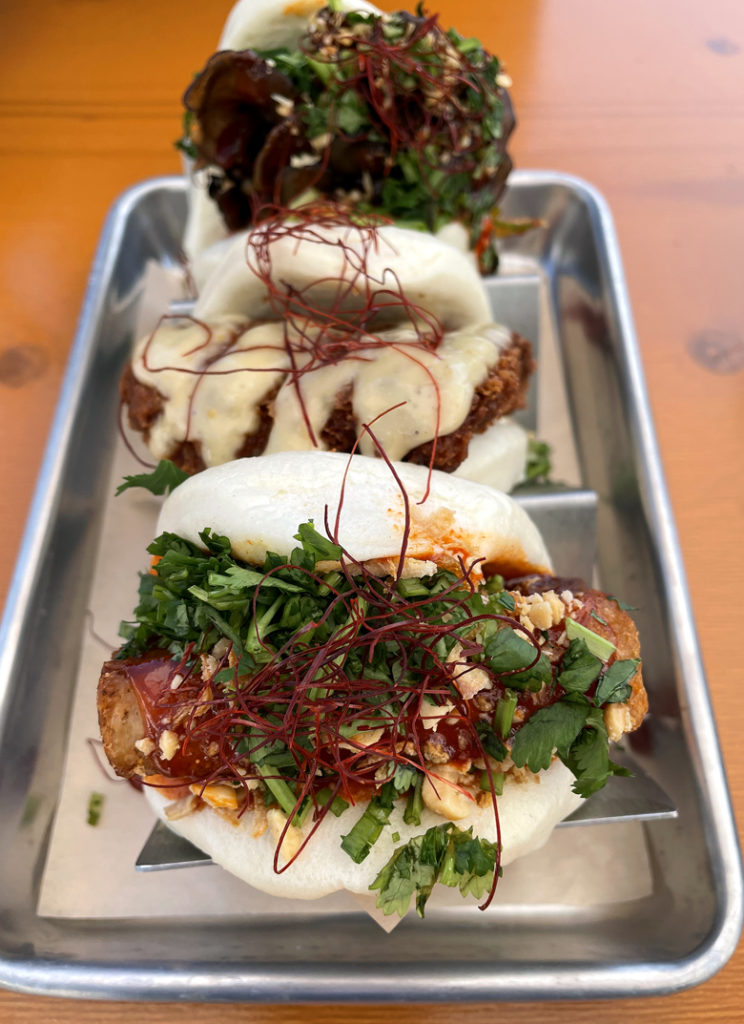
<box><xmin>0</xmin><ymin>170</ymin><xmax>741</xmax><ymax>1001</ymax></box>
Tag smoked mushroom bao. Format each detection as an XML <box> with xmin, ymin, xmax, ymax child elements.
<box><xmin>121</xmin><ymin>206</ymin><xmax>536</xmax><ymax>488</ymax></box>
<box><xmin>179</xmin><ymin>0</ymin><xmax>521</xmax><ymax>272</ymax></box>
<box><xmin>98</xmin><ymin>452</ymin><xmax>648</xmax><ymax>918</ymax></box>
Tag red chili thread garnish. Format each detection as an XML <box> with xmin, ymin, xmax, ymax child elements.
<box><xmin>123</xmin><ymin>200</ymin><xmax>453</xmax><ymax>463</ymax></box>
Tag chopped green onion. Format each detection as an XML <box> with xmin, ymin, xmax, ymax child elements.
<box><xmin>485</xmin><ymin>574</ymin><xmax>505</xmax><ymax>594</ymax></box>
<box><xmin>316</xmin><ymin>787</ymin><xmax>350</xmax><ymax>817</ymax></box>
<box><xmin>87</xmin><ymin>792</ymin><xmax>104</xmax><ymax>826</ymax></box>
<box><xmin>293</xmin><ymin>797</ymin><xmax>313</xmax><ymax>828</ymax></box>
<box><xmin>479</xmin><ymin>771</ymin><xmax>504</xmax><ymax>795</ymax></box>
<box><xmin>565</xmin><ymin>617</ymin><xmax>616</xmax><ymax>661</ymax></box>
<box><xmin>403</xmin><ymin>772</ymin><xmax>424</xmax><ymax>826</ymax></box>
<box><xmin>341</xmin><ymin>784</ymin><xmax>394</xmax><ymax>862</ymax></box>
<box><xmin>254</xmin><ymin>763</ymin><xmax>298</xmax><ymax>817</ymax></box>
<box><xmin>396</xmin><ymin>577</ymin><xmax>431</xmax><ymax>599</ymax></box>
<box><xmin>494</xmin><ymin>690</ymin><xmax>518</xmax><ymax>739</ymax></box>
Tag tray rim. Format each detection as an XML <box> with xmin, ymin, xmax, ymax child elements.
<box><xmin>0</xmin><ymin>169</ymin><xmax>741</xmax><ymax>1002</ymax></box>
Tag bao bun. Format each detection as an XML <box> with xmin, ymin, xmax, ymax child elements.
<box><xmin>192</xmin><ymin>222</ymin><xmax>491</xmax><ymax>328</ymax></box>
<box><xmin>145</xmin><ymin>761</ymin><xmax>582</xmax><ymax>901</ymax></box>
<box><xmin>156</xmin><ymin>451</ymin><xmax>551</xmax><ymax>578</ymax></box>
<box><xmin>148</xmin><ymin>452</ymin><xmax>582</xmax><ymax>902</ymax></box>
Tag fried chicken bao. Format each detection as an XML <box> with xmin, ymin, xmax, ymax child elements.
<box><xmin>121</xmin><ymin>217</ymin><xmax>535</xmax><ymax>487</ymax></box>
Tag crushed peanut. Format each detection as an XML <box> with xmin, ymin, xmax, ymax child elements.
<box><xmin>604</xmin><ymin>702</ymin><xmax>632</xmax><ymax>743</ymax></box>
<box><xmin>158</xmin><ymin>729</ymin><xmax>180</xmax><ymax>762</ymax></box>
<box><xmin>420</xmin><ymin>697</ymin><xmax>454</xmax><ymax>730</ymax></box>
<box><xmin>164</xmin><ymin>794</ymin><xmax>199</xmax><ymax>821</ymax></box>
<box><xmin>446</xmin><ymin>641</ymin><xmax>491</xmax><ymax>700</ymax></box>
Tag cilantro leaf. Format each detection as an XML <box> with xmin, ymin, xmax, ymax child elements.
<box><xmin>115</xmin><ymin>459</ymin><xmax>189</xmax><ymax>497</ymax></box>
<box><xmin>563</xmin><ymin>709</ymin><xmax>632</xmax><ymax>797</ymax></box>
<box><xmin>557</xmin><ymin>639</ymin><xmax>602</xmax><ymax>694</ymax></box>
<box><xmin>370</xmin><ymin>823</ymin><xmax>499</xmax><ymax>918</ymax></box>
<box><xmin>334</xmin><ymin>91</ymin><xmax>368</xmax><ymax>134</ymax></box>
<box><xmin>594</xmin><ymin>658</ymin><xmax>640</xmax><ymax>706</ymax></box>
<box><xmin>392</xmin><ymin>764</ymin><xmax>418</xmax><ymax>793</ymax></box>
<box><xmin>509</xmin><ymin>651</ymin><xmax>552</xmax><ymax>691</ymax></box>
<box><xmin>485</xmin><ymin>629</ymin><xmax>546</xmax><ymax>691</ymax></box>
<box><xmin>510</xmin><ymin>696</ymin><xmax>589</xmax><ymax>772</ymax></box>
<box><xmin>524</xmin><ymin>437</ymin><xmax>552</xmax><ymax>485</ymax></box>
<box><xmin>493</xmin><ymin>589</ymin><xmax>515</xmax><ymax>612</ymax></box>
<box><xmin>293</xmin><ymin>522</ymin><xmax>343</xmax><ymax>563</ymax></box>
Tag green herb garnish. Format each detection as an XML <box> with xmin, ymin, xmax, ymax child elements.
<box><xmin>370</xmin><ymin>823</ymin><xmax>500</xmax><ymax>918</ymax></box>
<box><xmin>594</xmin><ymin>658</ymin><xmax>640</xmax><ymax>707</ymax></box>
<box><xmin>116</xmin><ymin>459</ymin><xmax>189</xmax><ymax>497</ymax></box>
<box><xmin>87</xmin><ymin>792</ymin><xmax>104</xmax><ymax>826</ymax></box>
<box><xmin>341</xmin><ymin>784</ymin><xmax>396</xmax><ymax>863</ymax></box>
<box><xmin>565</xmin><ymin>618</ymin><xmax>616</xmax><ymax>661</ymax></box>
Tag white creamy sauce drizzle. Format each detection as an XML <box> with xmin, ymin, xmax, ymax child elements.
<box><xmin>132</xmin><ymin>316</ymin><xmax>286</xmax><ymax>462</ymax></box>
<box><xmin>131</xmin><ymin>318</ymin><xmax>514</xmax><ymax>465</ymax></box>
<box><xmin>352</xmin><ymin>324</ymin><xmax>512</xmax><ymax>460</ymax></box>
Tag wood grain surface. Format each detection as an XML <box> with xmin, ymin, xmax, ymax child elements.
<box><xmin>1</xmin><ymin>0</ymin><xmax>743</xmax><ymax>1020</ymax></box>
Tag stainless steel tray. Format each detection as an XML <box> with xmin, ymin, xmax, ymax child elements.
<box><xmin>0</xmin><ymin>170</ymin><xmax>741</xmax><ymax>1001</ymax></box>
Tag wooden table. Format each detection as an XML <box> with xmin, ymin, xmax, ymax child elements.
<box><xmin>1</xmin><ymin>0</ymin><xmax>742</xmax><ymax>1019</ymax></box>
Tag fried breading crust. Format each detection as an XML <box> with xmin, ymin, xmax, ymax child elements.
<box><xmin>120</xmin><ymin>333</ymin><xmax>534</xmax><ymax>475</ymax></box>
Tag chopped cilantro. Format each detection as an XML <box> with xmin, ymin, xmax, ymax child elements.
<box><xmin>485</xmin><ymin>629</ymin><xmax>541</xmax><ymax>679</ymax></box>
<box><xmin>594</xmin><ymin>658</ymin><xmax>640</xmax><ymax>706</ymax></box>
<box><xmin>392</xmin><ymin>764</ymin><xmax>418</xmax><ymax>793</ymax></box>
<box><xmin>115</xmin><ymin>509</ymin><xmax>643</xmax><ymax>916</ymax></box>
<box><xmin>524</xmin><ymin>437</ymin><xmax>552</xmax><ymax>485</ymax></box>
<box><xmin>115</xmin><ymin>459</ymin><xmax>189</xmax><ymax>497</ymax></box>
<box><xmin>293</xmin><ymin>522</ymin><xmax>343</xmax><ymax>563</ymax></box>
<box><xmin>510</xmin><ymin>696</ymin><xmax>589</xmax><ymax>772</ymax></box>
<box><xmin>563</xmin><ymin>708</ymin><xmax>632</xmax><ymax>797</ymax></box>
<box><xmin>475</xmin><ymin>720</ymin><xmax>507</xmax><ymax>762</ymax></box>
<box><xmin>508</xmin><ymin>651</ymin><xmax>552</xmax><ymax>691</ymax></box>
<box><xmin>370</xmin><ymin>823</ymin><xmax>500</xmax><ymax>918</ymax></box>
<box><xmin>557</xmin><ymin>639</ymin><xmax>602</xmax><ymax>694</ymax></box>
<box><xmin>180</xmin><ymin>8</ymin><xmax>516</xmax><ymax>267</ymax></box>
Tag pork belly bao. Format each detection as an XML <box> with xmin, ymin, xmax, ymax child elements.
<box><xmin>97</xmin><ymin>453</ymin><xmax>647</xmax><ymax>917</ymax></box>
